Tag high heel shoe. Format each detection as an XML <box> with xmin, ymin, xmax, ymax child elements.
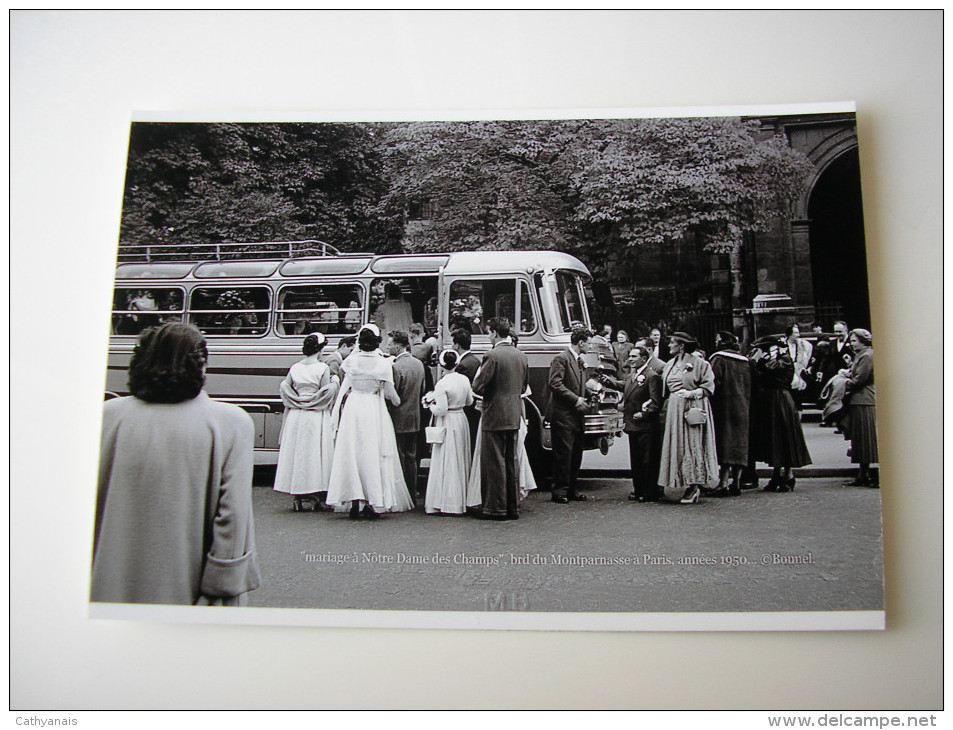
<box><xmin>776</xmin><ymin>477</ymin><xmax>795</xmax><ymax>493</ymax></box>
<box><xmin>680</xmin><ymin>486</ymin><xmax>701</xmax><ymax>504</ymax></box>
<box><xmin>292</xmin><ymin>497</ymin><xmax>305</xmax><ymax>512</ymax></box>
<box><xmin>762</xmin><ymin>477</ymin><xmax>781</xmax><ymax>493</ymax></box>
<box><xmin>728</xmin><ymin>474</ymin><xmax>742</xmax><ymax>496</ymax></box>
<box><xmin>349</xmin><ymin>502</ymin><xmax>363</xmax><ymax>520</ymax></box>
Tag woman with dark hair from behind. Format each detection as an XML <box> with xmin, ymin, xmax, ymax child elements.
<box><xmin>421</xmin><ymin>349</ymin><xmax>474</xmax><ymax>515</ymax></box>
<box><xmin>841</xmin><ymin>329</ymin><xmax>878</xmax><ymax>487</ymax></box>
<box><xmin>273</xmin><ymin>333</ymin><xmax>340</xmax><ymax>511</ymax></box>
<box><xmin>326</xmin><ymin>324</ymin><xmax>415</xmax><ymax>519</ymax></box>
<box><xmin>91</xmin><ymin>323</ymin><xmax>260</xmax><ymax>606</ymax></box>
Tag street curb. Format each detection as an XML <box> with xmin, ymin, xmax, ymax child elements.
<box><xmin>578</xmin><ymin>467</ymin><xmax>874</xmax><ymax>479</ymax></box>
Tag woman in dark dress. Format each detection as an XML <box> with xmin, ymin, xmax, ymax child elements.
<box><xmin>841</xmin><ymin>329</ymin><xmax>878</xmax><ymax>487</ymax></box>
<box><xmin>750</xmin><ymin>336</ymin><xmax>812</xmax><ymax>492</ymax></box>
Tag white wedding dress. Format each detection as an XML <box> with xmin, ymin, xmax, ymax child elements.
<box><xmin>326</xmin><ymin>350</ymin><xmax>414</xmax><ymax>513</ymax></box>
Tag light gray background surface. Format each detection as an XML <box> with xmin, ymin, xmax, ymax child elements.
<box><xmin>10</xmin><ymin>10</ymin><xmax>942</xmax><ymax>709</ymax></box>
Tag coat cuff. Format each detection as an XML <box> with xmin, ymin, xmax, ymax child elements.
<box><xmin>200</xmin><ymin>551</ymin><xmax>261</xmax><ymax>598</ymax></box>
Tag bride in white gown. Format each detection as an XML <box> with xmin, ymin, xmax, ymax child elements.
<box><xmin>422</xmin><ymin>350</ymin><xmax>474</xmax><ymax>515</ymax></box>
<box><xmin>326</xmin><ymin>324</ymin><xmax>415</xmax><ymax>519</ymax></box>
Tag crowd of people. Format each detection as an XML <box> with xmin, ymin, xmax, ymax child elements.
<box><xmin>90</xmin><ymin>317</ymin><xmax>877</xmax><ymax>605</ymax></box>
<box><xmin>273</xmin><ymin>317</ymin><xmax>538</xmax><ymax>521</ymax></box>
<box><xmin>271</xmin><ymin>317</ymin><xmax>878</xmax><ymax>515</ymax></box>
<box><xmin>592</xmin><ymin>320</ymin><xmax>879</xmax><ymax>504</ymax></box>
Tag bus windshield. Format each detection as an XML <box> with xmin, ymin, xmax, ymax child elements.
<box><xmin>537</xmin><ymin>269</ymin><xmax>592</xmax><ymax>333</ymax></box>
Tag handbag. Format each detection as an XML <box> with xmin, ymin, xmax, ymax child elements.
<box><xmin>425</xmin><ymin>415</ymin><xmax>446</xmax><ymax>444</ymax></box>
<box><xmin>684</xmin><ymin>405</ymin><xmax>708</xmax><ymax>426</ymax></box>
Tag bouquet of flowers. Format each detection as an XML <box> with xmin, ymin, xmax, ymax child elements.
<box><xmin>216</xmin><ymin>290</ymin><xmax>248</xmax><ymax>309</ymax></box>
<box><xmin>450</xmin><ymin>295</ymin><xmax>483</xmax><ymax>331</ymax></box>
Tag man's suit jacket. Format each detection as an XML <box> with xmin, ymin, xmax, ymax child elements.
<box><xmin>651</xmin><ymin>340</ymin><xmax>670</xmax><ymax>363</ymax></box>
<box><xmin>472</xmin><ymin>342</ymin><xmax>527</xmax><ymax>431</ymax></box>
<box><xmin>646</xmin><ymin>354</ymin><xmax>665</xmax><ymax>375</ymax></box>
<box><xmin>820</xmin><ymin>339</ymin><xmax>853</xmax><ymax>387</ymax></box>
<box><xmin>320</xmin><ymin>350</ymin><xmax>344</xmax><ymax>377</ymax></box>
<box><xmin>546</xmin><ymin>347</ymin><xmax>588</xmax><ymax>432</ymax></box>
<box><xmin>606</xmin><ymin>367</ymin><xmax>662</xmax><ymax>433</ymax></box>
<box><xmin>455</xmin><ymin>352</ymin><xmax>480</xmax><ymax>383</ymax></box>
<box><xmin>389</xmin><ymin>352</ymin><xmax>426</xmax><ymax>433</ymax></box>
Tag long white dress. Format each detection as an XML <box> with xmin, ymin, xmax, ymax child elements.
<box><xmin>424</xmin><ymin>372</ymin><xmax>474</xmax><ymax>514</ymax></box>
<box><xmin>273</xmin><ymin>359</ymin><xmax>338</xmax><ymax>496</ymax></box>
<box><xmin>326</xmin><ymin>350</ymin><xmax>414</xmax><ymax>513</ymax></box>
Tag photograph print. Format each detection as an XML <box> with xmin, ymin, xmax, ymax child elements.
<box><xmin>90</xmin><ymin>105</ymin><xmax>884</xmax><ymax>630</ymax></box>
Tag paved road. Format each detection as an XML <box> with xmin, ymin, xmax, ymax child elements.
<box><xmin>247</xmin><ymin>475</ymin><xmax>884</xmax><ymax>614</ymax></box>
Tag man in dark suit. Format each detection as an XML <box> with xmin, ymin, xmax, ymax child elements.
<box><xmin>603</xmin><ymin>345</ymin><xmax>663</xmax><ymax>502</ymax></box>
<box><xmin>649</xmin><ymin>327</ymin><xmax>670</xmax><ymax>363</ymax></box>
<box><xmin>387</xmin><ymin>330</ymin><xmax>426</xmax><ymax>506</ymax></box>
<box><xmin>818</xmin><ymin>321</ymin><xmax>853</xmax><ymax>430</ymax></box>
<box><xmin>546</xmin><ymin>327</ymin><xmax>594</xmax><ymax>504</ymax></box>
<box><xmin>825</xmin><ymin>320</ymin><xmax>854</xmax><ymax>376</ymax></box>
<box><xmin>451</xmin><ymin>328</ymin><xmax>480</xmax><ymax>382</ymax></box>
<box><xmin>471</xmin><ymin>317</ymin><xmax>528</xmax><ymax>521</ymax></box>
<box><xmin>451</xmin><ymin>327</ymin><xmax>481</xmax><ymax>453</ymax></box>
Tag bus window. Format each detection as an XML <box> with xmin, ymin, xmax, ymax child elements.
<box><xmin>276</xmin><ymin>284</ymin><xmax>364</xmax><ymax>336</ymax></box>
<box><xmin>448</xmin><ymin>279</ymin><xmax>535</xmax><ymax>335</ymax></box>
<box><xmin>536</xmin><ymin>270</ymin><xmax>591</xmax><ymax>334</ymax></box>
<box><xmin>369</xmin><ymin>277</ymin><xmax>439</xmax><ymax>339</ymax></box>
<box><xmin>112</xmin><ymin>287</ymin><xmax>184</xmax><ymax>335</ymax></box>
<box><xmin>189</xmin><ymin>287</ymin><xmax>271</xmax><ymax>336</ymax></box>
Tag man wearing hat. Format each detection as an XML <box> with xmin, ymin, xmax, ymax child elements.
<box><xmin>708</xmin><ymin>331</ymin><xmax>752</xmax><ymax>496</ymax></box>
<box><xmin>546</xmin><ymin>327</ymin><xmax>594</xmax><ymax>504</ymax></box>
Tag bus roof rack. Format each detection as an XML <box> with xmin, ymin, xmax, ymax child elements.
<box><xmin>116</xmin><ymin>239</ymin><xmax>373</xmax><ymax>263</ymax></box>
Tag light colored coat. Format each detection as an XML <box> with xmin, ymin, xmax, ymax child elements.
<box><xmin>92</xmin><ymin>393</ymin><xmax>260</xmax><ymax>605</ymax></box>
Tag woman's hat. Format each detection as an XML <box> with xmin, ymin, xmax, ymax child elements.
<box><xmin>305</xmin><ymin>331</ymin><xmax>327</xmax><ymax>347</ymax></box>
<box><xmin>850</xmin><ymin>328</ymin><xmax>873</xmax><ymax>346</ymax></box>
<box><xmin>358</xmin><ymin>323</ymin><xmax>381</xmax><ymax>338</ymax></box>
<box><xmin>438</xmin><ymin>349</ymin><xmax>457</xmax><ymax>369</ymax></box>
<box><xmin>751</xmin><ymin>335</ymin><xmax>783</xmax><ymax>349</ymax></box>
<box><xmin>669</xmin><ymin>331</ymin><xmax>696</xmax><ymax>345</ymax></box>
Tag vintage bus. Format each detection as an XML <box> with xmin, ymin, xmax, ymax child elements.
<box><xmin>106</xmin><ymin>241</ymin><xmax>624</xmax><ymax>477</ymax></box>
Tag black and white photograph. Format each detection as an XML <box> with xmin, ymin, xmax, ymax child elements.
<box><xmin>89</xmin><ymin>107</ymin><xmax>885</xmax><ymax>629</ymax></box>
<box><xmin>11</xmin><ymin>9</ymin><xmax>941</xmax><ymax>712</ymax></box>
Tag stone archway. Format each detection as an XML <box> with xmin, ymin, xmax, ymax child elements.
<box><xmin>806</xmin><ymin>145</ymin><xmax>871</xmax><ymax>330</ymax></box>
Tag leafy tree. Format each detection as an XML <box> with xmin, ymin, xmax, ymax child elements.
<box><xmin>119</xmin><ymin>117</ymin><xmax>812</xmax><ymax>267</ymax></box>
<box><xmin>119</xmin><ymin>122</ymin><xmax>403</xmax><ymax>254</ymax></box>
<box><xmin>375</xmin><ymin>117</ymin><xmax>813</xmax><ymax>260</ymax></box>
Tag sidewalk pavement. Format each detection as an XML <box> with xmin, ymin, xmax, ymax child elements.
<box><xmin>580</xmin><ymin>408</ymin><xmax>876</xmax><ymax>478</ymax></box>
